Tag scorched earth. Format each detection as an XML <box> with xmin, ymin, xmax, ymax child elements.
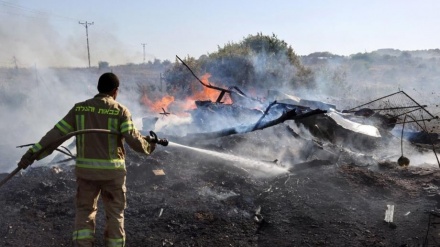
<box><xmin>0</xmin><ymin>122</ymin><xmax>439</xmax><ymax>246</ymax></box>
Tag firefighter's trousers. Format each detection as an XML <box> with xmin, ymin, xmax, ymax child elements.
<box><xmin>72</xmin><ymin>176</ymin><xmax>126</xmax><ymax>247</ymax></box>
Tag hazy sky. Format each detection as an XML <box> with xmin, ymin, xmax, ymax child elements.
<box><xmin>1</xmin><ymin>0</ymin><xmax>440</xmax><ymax>67</ymax></box>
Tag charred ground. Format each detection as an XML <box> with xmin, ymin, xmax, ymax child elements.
<box><xmin>1</xmin><ymin>123</ymin><xmax>440</xmax><ymax>246</ymax></box>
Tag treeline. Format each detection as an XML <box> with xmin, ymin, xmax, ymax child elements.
<box><xmin>2</xmin><ymin>34</ymin><xmax>439</xmax><ymax>111</ymax></box>
<box><xmin>301</xmin><ymin>49</ymin><xmax>440</xmax><ymax>108</ymax></box>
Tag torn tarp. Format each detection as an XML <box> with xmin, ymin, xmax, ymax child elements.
<box><xmin>326</xmin><ymin>110</ymin><xmax>382</xmax><ymax>138</ymax></box>
<box><xmin>267</xmin><ymin>90</ymin><xmax>336</xmax><ymax>110</ymax></box>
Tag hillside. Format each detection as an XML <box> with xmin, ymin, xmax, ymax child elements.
<box><xmin>300</xmin><ymin>49</ymin><xmax>440</xmax><ymax>113</ymax></box>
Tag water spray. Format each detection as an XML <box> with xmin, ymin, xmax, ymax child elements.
<box><xmin>168</xmin><ymin>141</ymin><xmax>288</xmax><ymax>177</ymax></box>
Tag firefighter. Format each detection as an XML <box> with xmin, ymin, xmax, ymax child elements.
<box><xmin>18</xmin><ymin>72</ymin><xmax>156</xmax><ymax>247</ymax></box>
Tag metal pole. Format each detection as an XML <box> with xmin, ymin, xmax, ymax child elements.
<box><xmin>347</xmin><ymin>91</ymin><xmax>403</xmax><ymax>111</ymax></box>
<box><xmin>141</xmin><ymin>43</ymin><xmax>147</xmax><ymax>63</ymax></box>
<box><xmin>79</xmin><ymin>21</ymin><xmax>94</xmax><ymax>68</ymax></box>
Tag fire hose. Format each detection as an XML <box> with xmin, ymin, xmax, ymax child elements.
<box><xmin>0</xmin><ymin>129</ymin><xmax>168</xmax><ymax>188</ymax></box>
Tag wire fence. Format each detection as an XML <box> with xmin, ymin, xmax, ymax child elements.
<box><xmin>348</xmin><ymin>91</ymin><xmax>440</xmax><ymax>134</ymax></box>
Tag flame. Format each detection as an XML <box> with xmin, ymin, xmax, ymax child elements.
<box><xmin>141</xmin><ymin>94</ymin><xmax>174</xmax><ymax>113</ymax></box>
<box><xmin>141</xmin><ymin>73</ymin><xmax>233</xmax><ymax>114</ymax></box>
<box><xmin>183</xmin><ymin>74</ymin><xmax>233</xmax><ymax>109</ymax></box>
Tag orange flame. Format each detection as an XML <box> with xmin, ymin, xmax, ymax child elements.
<box><xmin>183</xmin><ymin>73</ymin><xmax>232</xmax><ymax>109</ymax></box>
<box><xmin>141</xmin><ymin>94</ymin><xmax>174</xmax><ymax>113</ymax></box>
<box><xmin>141</xmin><ymin>73</ymin><xmax>233</xmax><ymax>114</ymax></box>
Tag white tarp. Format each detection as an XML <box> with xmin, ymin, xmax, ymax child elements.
<box><xmin>267</xmin><ymin>90</ymin><xmax>336</xmax><ymax>110</ymax></box>
<box><xmin>268</xmin><ymin>91</ymin><xmax>301</xmax><ymax>104</ymax></box>
<box><xmin>325</xmin><ymin>110</ymin><xmax>382</xmax><ymax>138</ymax></box>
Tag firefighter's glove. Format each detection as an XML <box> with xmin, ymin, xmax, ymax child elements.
<box><xmin>18</xmin><ymin>150</ymin><xmax>35</xmax><ymax>170</ymax></box>
<box><xmin>143</xmin><ymin>136</ymin><xmax>156</xmax><ymax>153</ymax></box>
<box><xmin>144</xmin><ymin>135</ymin><xmax>153</xmax><ymax>143</ymax></box>
<box><xmin>149</xmin><ymin>142</ymin><xmax>156</xmax><ymax>153</ymax></box>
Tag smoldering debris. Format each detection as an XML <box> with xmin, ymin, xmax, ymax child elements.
<box><xmin>2</xmin><ymin>63</ymin><xmax>440</xmax><ymax>246</ymax></box>
<box><xmin>159</xmin><ymin>89</ymin><xmax>439</xmax><ymax>170</ymax></box>
<box><xmin>2</xmin><ymin>101</ymin><xmax>440</xmax><ymax>246</ymax></box>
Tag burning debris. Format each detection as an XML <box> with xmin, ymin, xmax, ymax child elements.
<box><xmin>2</xmin><ymin>53</ymin><xmax>440</xmax><ymax>246</ymax></box>
<box><xmin>2</xmin><ymin>119</ymin><xmax>440</xmax><ymax>246</ymax></box>
<box><xmin>154</xmin><ymin>66</ymin><xmax>437</xmax><ymax>167</ymax></box>
<box><xmin>135</xmin><ymin>56</ymin><xmax>440</xmax><ymax>171</ymax></box>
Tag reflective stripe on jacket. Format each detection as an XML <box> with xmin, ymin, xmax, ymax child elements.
<box><xmin>106</xmin><ymin>237</ymin><xmax>125</xmax><ymax>247</ymax></box>
<box><xmin>72</xmin><ymin>228</ymin><xmax>94</xmax><ymax>241</ymax></box>
<box><xmin>30</xmin><ymin>93</ymin><xmax>153</xmax><ymax>180</ymax></box>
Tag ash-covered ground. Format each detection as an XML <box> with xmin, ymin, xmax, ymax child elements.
<box><xmin>1</xmin><ymin>122</ymin><xmax>440</xmax><ymax>246</ymax></box>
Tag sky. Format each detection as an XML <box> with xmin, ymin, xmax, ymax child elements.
<box><xmin>1</xmin><ymin>0</ymin><xmax>440</xmax><ymax>67</ymax></box>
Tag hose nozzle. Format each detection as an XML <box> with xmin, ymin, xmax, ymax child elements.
<box><xmin>146</xmin><ymin>131</ymin><xmax>169</xmax><ymax>146</ymax></box>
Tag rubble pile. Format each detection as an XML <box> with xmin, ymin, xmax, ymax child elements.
<box><xmin>1</xmin><ymin>121</ymin><xmax>440</xmax><ymax>246</ymax></box>
<box><xmin>1</xmin><ymin>87</ymin><xmax>440</xmax><ymax>246</ymax></box>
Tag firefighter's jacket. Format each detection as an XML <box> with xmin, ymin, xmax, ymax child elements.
<box><xmin>29</xmin><ymin>93</ymin><xmax>153</xmax><ymax>180</ymax></box>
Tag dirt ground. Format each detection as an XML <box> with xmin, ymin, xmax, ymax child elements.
<box><xmin>1</xmin><ymin>122</ymin><xmax>439</xmax><ymax>246</ymax></box>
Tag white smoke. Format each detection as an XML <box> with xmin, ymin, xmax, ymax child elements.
<box><xmin>0</xmin><ymin>6</ymin><xmax>142</xmax><ymax>68</ymax></box>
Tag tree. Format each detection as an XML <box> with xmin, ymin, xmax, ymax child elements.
<box><xmin>163</xmin><ymin>56</ymin><xmax>201</xmax><ymax>100</ymax></box>
<box><xmin>208</xmin><ymin>33</ymin><xmax>314</xmax><ymax>90</ymax></box>
<box><xmin>163</xmin><ymin>33</ymin><xmax>315</xmax><ymax>101</ymax></box>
